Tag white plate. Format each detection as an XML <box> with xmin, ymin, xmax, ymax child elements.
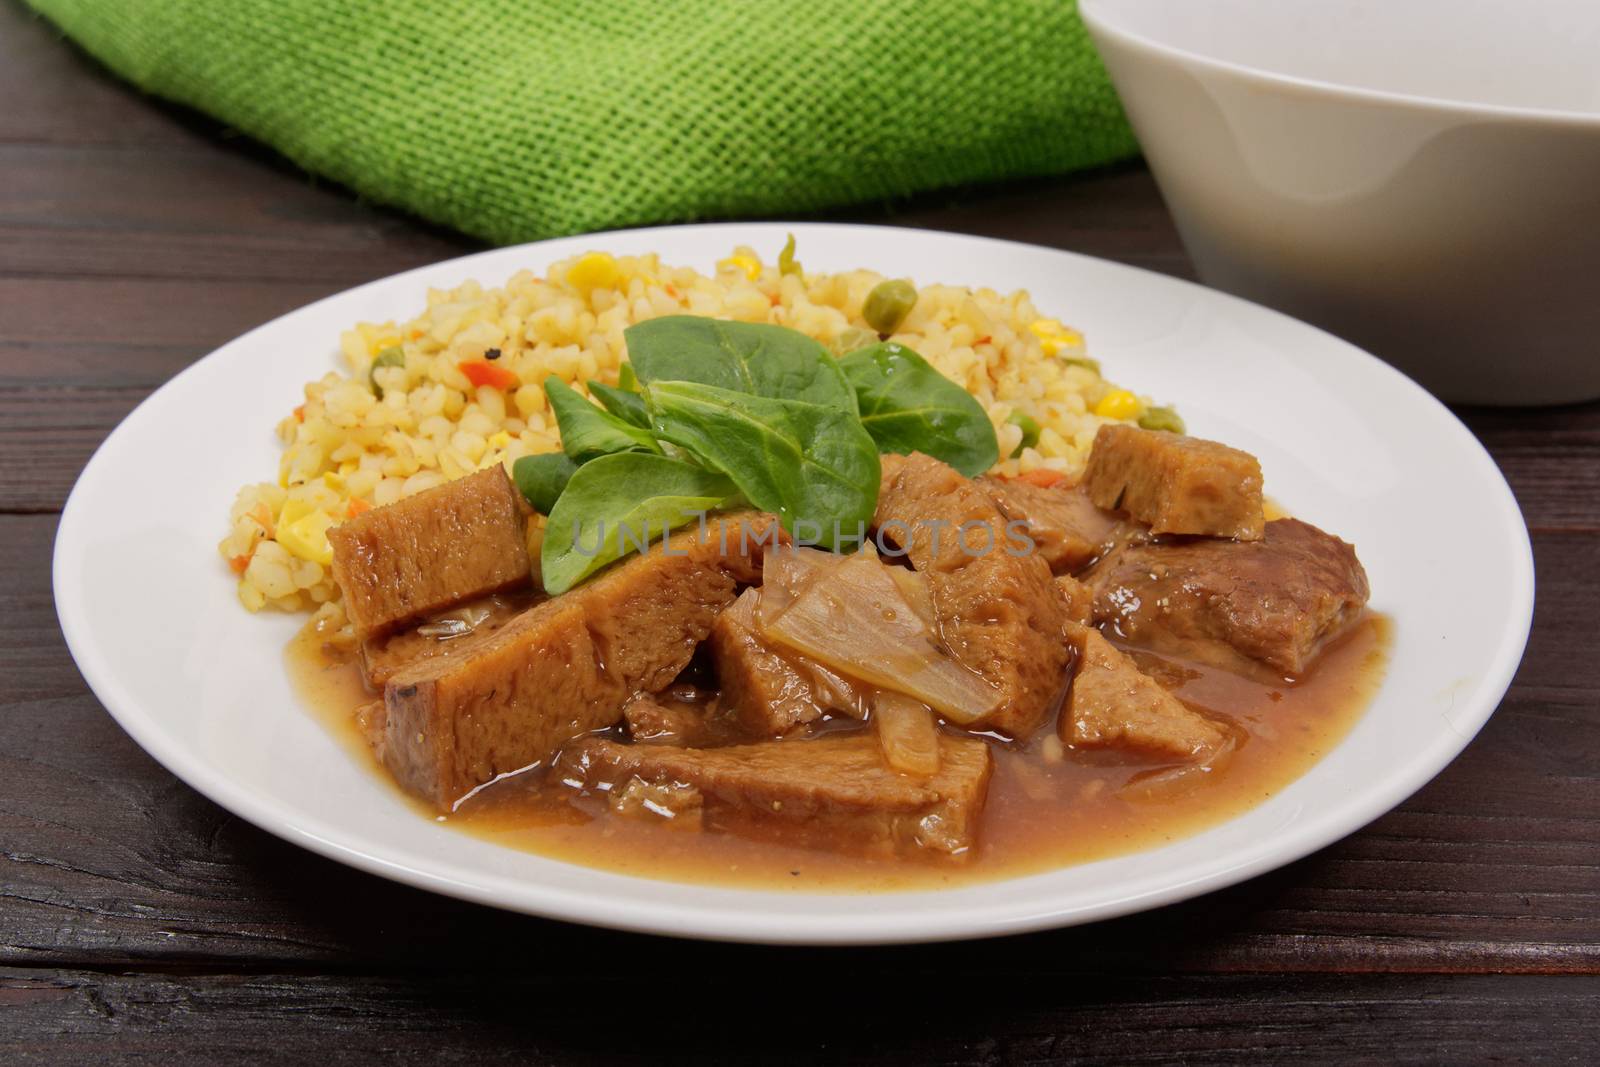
<box><xmin>53</xmin><ymin>222</ymin><xmax>1533</xmax><ymax>944</ymax></box>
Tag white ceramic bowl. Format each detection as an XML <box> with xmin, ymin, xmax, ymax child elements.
<box><xmin>1080</xmin><ymin>0</ymin><xmax>1600</xmax><ymax>405</ymax></box>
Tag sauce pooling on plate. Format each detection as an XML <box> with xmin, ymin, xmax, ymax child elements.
<box><xmin>288</xmin><ymin>613</ymin><xmax>1388</xmax><ymax>891</ymax></box>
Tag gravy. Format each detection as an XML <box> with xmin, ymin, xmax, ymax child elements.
<box><xmin>287</xmin><ymin>614</ymin><xmax>1389</xmax><ymax>892</ymax></box>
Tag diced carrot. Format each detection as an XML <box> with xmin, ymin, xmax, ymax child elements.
<box><xmin>458</xmin><ymin>359</ymin><xmax>519</xmax><ymax>390</ymax></box>
<box><xmin>664</xmin><ymin>284</ymin><xmax>679</xmax><ymax>300</ymax></box>
<box><xmin>345</xmin><ymin>497</ymin><xmax>372</xmax><ymax>518</ymax></box>
<box><xmin>228</xmin><ymin>554</ymin><xmax>251</xmax><ymax>575</ymax></box>
<box><xmin>293</xmin><ymin>404</ymin><xmax>305</xmax><ymax>422</ymax></box>
<box><xmin>409</xmin><ymin>329</ymin><xmax>424</xmax><ymax>340</ymax></box>
<box><xmin>1014</xmin><ymin>468</ymin><xmax>1067</xmax><ymax>489</ymax></box>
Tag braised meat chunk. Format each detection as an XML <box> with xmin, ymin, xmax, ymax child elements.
<box><xmin>357</xmin><ymin>593</ymin><xmax>536</xmax><ymax>688</ymax></box>
<box><xmin>379</xmin><ymin>516</ymin><xmax>770</xmax><ymax>809</ymax></box>
<box><xmin>1063</xmin><ymin>623</ymin><xmax>1226</xmax><ymax>760</ymax></box>
<box><xmin>1056</xmin><ymin>574</ymin><xmax>1095</xmax><ymax>625</ymax></box>
<box><xmin>1083</xmin><ymin>424</ymin><xmax>1264</xmax><ymax>540</ymax></box>
<box><xmin>874</xmin><ymin>453</ymin><xmax>1070</xmax><ymax>739</ymax></box>
<box><xmin>622</xmin><ymin>693</ymin><xmax>726</xmax><ymax>746</ymax></box>
<box><xmin>710</xmin><ymin>588</ymin><xmax>834</xmax><ymax>737</ymax></box>
<box><xmin>556</xmin><ymin>733</ymin><xmax>993</xmax><ymax>858</ymax></box>
<box><xmin>329</xmin><ymin>465</ymin><xmax>533</xmax><ymax>638</ymax></box>
<box><xmin>979</xmin><ymin>477</ymin><xmax>1118</xmax><ymax>573</ymax></box>
<box><xmin>1086</xmin><ymin>518</ymin><xmax>1369</xmax><ymax>676</ymax></box>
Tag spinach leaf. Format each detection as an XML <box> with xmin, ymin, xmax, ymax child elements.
<box><xmin>624</xmin><ymin>316</ymin><xmax>856</xmax><ymax>413</ymax></box>
<box><xmin>587</xmin><ymin>379</ymin><xmax>651</xmax><ymax>429</ymax></box>
<box><xmin>838</xmin><ymin>342</ymin><xmax>999</xmax><ymax>477</ymax></box>
<box><xmin>544</xmin><ymin>376</ymin><xmax>660</xmax><ymax>461</ymax></box>
<box><xmin>541</xmin><ymin>452</ymin><xmax>741</xmax><ymax>594</ymax></box>
<box><xmin>646</xmin><ymin>380</ymin><xmax>879</xmax><ymax>550</ymax></box>
<box><xmin>617</xmin><ymin>362</ymin><xmax>639</xmax><ymax>392</ymax></box>
<box><xmin>511</xmin><ymin>452</ymin><xmax>578</xmax><ymax>515</ymax></box>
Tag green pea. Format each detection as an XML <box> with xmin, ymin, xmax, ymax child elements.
<box><xmin>863</xmin><ymin>279</ymin><xmax>917</xmax><ymax>335</ymax></box>
<box><xmin>368</xmin><ymin>346</ymin><xmax>406</xmax><ymax>398</ymax></box>
<box><xmin>1137</xmin><ymin>405</ymin><xmax>1186</xmax><ymax>434</ymax></box>
<box><xmin>1007</xmin><ymin>411</ymin><xmax>1042</xmax><ymax>457</ymax></box>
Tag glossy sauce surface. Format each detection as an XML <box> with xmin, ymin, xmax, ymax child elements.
<box><xmin>288</xmin><ymin>613</ymin><xmax>1390</xmax><ymax>893</ymax></box>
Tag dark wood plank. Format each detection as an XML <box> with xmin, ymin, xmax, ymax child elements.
<box><xmin>1459</xmin><ymin>405</ymin><xmax>1600</xmax><ymax>533</ymax></box>
<box><xmin>0</xmin><ymin>4</ymin><xmax>194</xmax><ymax>148</ymax></box>
<box><xmin>5</xmin><ymin>513</ymin><xmax>1597</xmax><ymax>973</ymax></box>
<box><xmin>0</xmin><ymin>278</ymin><xmax>350</xmax><ymax>512</ymax></box>
<box><xmin>2</xmin><ymin>968</ymin><xmax>1597</xmax><ymax>1065</ymax></box>
<box><xmin>0</xmin><ymin>144</ymin><xmax>476</xmax><ymax>284</ymax></box>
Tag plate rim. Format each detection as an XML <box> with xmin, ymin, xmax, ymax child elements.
<box><xmin>52</xmin><ymin>220</ymin><xmax>1536</xmax><ymax>945</ymax></box>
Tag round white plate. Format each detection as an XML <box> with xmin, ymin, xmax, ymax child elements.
<box><xmin>53</xmin><ymin>222</ymin><xmax>1533</xmax><ymax>944</ymax></box>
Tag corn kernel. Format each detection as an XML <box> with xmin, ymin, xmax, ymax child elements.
<box><xmin>1094</xmin><ymin>389</ymin><xmax>1142</xmax><ymax>420</ymax></box>
<box><xmin>487</xmin><ymin>431</ymin><xmax>511</xmax><ymax>449</ymax></box>
<box><xmin>718</xmin><ymin>253</ymin><xmax>761</xmax><ymax>281</ymax></box>
<box><xmin>278</xmin><ymin>497</ymin><xmax>317</xmax><ymax>526</ymax></box>
<box><xmin>567</xmin><ymin>252</ymin><xmax>623</xmax><ymax>293</ymax></box>
<box><xmin>278</xmin><ymin>510</ymin><xmax>334</xmax><ymax>566</ymax></box>
<box><xmin>1029</xmin><ymin>317</ymin><xmax>1084</xmax><ymax>358</ymax></box>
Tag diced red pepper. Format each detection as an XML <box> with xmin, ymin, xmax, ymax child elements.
<box><xmin>1013</xmin><ymin>468</ymin><xmax>1067</xmax><ymax>489</ymax></box>
<box><xmin>345</xmin><ymin>497</ymin><xmax>372</xmax><ymax>519</ymax></box>
<box><xmin>458</xmin><ymin>359</ymin><xmax>519</xmax><ymax>390</ymax></box>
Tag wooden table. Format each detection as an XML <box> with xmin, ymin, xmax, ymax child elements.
<box><xmin>4</xmin><ymin>3</ymin><xmax>1597</xmax><ymax>1061</ymax></box>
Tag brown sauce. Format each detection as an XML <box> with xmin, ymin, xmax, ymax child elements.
<box><xmin>287</xmin><ymin>612</ymin><xmax>1390</xmax><ymax>893</ymax></box>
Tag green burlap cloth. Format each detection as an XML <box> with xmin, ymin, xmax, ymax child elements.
<box><xmin>26</xmin><ymin>0</ymin><xmax>1136</xmax><ymax>244</ymax></box>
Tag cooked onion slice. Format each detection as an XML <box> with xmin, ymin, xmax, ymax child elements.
<box><xmin>758</xmin><ymin>554</ymin><xmax>997</xmax><ymax>723</ymax></box>
<box><xmin>758</xmin><ymin>545</ymin><xmax>843</xmax><ymax>624</ymax></box>
<box><xmin>416</xmin><ymin>602</ymin><xmax>493</xmax><ymax>640</ymax></box>
<box><xmin>873</xmin><ymin>691</ymin><xmax>940</xmax><ymax>776</ymax></box>
<box><xmin>886</xmin><ymin>566</ymin><xmax>937</xmax><ymax>629</ymax></box>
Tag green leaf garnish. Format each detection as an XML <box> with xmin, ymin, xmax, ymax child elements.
<box><xmin>624</xmin><ymin>316</ymin><xmax>856</xmax><ymax>413</ymax></box>
<box><xmin>540</xmin><ymin>452</ymin><xmax>741</xmax><ymax>594</ymax></box>
<box><xmin>645</xmin><ymin>380</ymin><xmax>879</xmax><ymax>550</ymax></box>
<box><xmin>544</xmin><ymin>376</ymin><xmax>661</xmax><ymax>462</ymax></box>
<box><xmin>588</xmin><ymin>379</ymin><xmax>651</xmax><ymax>429</ymax></box>
<box><xmin>511</xmin><ymin>452</ymin><xmax>579</xmax><ymax>515</ymax></box>
<box><xmin>839</xmin><ymin>342</ymin><xmax>999</xmax><ymax>477</ymax></box>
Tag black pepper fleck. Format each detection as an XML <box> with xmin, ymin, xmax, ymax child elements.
<box><xmin>484</xmin><ymin>347</ymin><xmax>502</xmax><ymax>360</ymax></box>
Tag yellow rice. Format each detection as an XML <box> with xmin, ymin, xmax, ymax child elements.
<box><xmin>220</xmin><ymin>244</ymin><xmax>1161</xmax><ymax>642</ymax></box>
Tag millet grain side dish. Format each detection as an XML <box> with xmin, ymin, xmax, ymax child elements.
<box><xmin>221</xmin><ymin>246</ymin><xmax>1158</xmax><ymax>644</ymax></box>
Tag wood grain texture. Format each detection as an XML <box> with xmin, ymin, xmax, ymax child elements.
<box><xmin>3</xmin><ymin>969</ymin><xmax>1599</xmax><ymax>1065</ymax></box>
<box><xmin>4</xmin><ymin>0</ymin><xmax>1598</xmax><ymax>1059</ymax></box>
